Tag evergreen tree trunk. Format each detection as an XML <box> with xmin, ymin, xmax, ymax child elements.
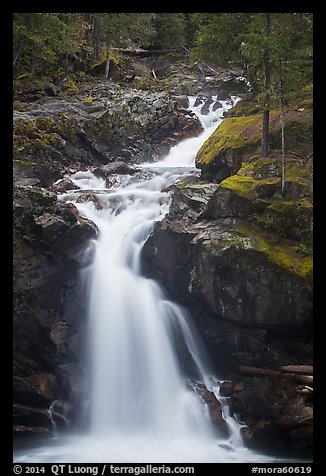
<box><xmin>30</xmin><ymin>54</ymin><xmax>37</xmax><ymax>77</ymax></box>
<box><xmin>91</xmin><ymin>14</ymin><xmax>101</xmax><ymax>61</ymax></box>
<box><xmin>13</xmin><ymin>34</ymin><xmax>25</xmax><ymax>68</ymax></box>
<box><xmin>261</xmin><ymin>109</ymin><xmax>270</xmax><ymax>157</ymax></box>
<box><xmin>261</xmin><ymin>13</ymin><xmax>271</xmax><ymax>157</ymax></box>
<box><xmin>279</xmin><ymin>65</ymin><xmax>286</xmax><ymax>196</ymax></box>
<box><xmin>104</xmin><ymin>32</ymin><xmax>112</xmax><ymax>80</ymax></box>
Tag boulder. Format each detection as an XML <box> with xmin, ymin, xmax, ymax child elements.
<box><xmin>13</xmin><ymin>403</ymin><xmax>68</xmax><ymax>434</ymax></box>
<box><xmin>200</xmin><ymin>97</ymin><xmax>213</xmax><ymax>115</ymax></box>
<box><xmin>230</xmin><ymin>375</ymin><xmax>313</xmax><ymax>454</ymax></box>
<box><xmin>44</xmin><ymin>82</ymin><xmax>60</xmax><ymax>97</ymax></box>
<box><xmin>13</xmin><ymin>373</ymin><xmax>57</xmax><ymax>406</ymax></box>
<box><xmin>195</xmin><ymin>108</ymin><xmax>313</xmax><ymax>181</ymax></box>
<box><xmin>212</xmin><ymin>100</ymin><xmax>223</xmax><ymax>111</ymax></box>
<box><xmin>93</xmin><ymin>161</ymin><xmax>137</xmax><ymax>178</ymax></box>
<box><xmin>172</xmin><ymin>95</ymin><xmax>190</xmax><ymax>108</ymax></box>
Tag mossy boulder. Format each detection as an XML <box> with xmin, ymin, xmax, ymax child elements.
<box><xmin>195</xmin><ymin>113</ymin><xmax>264</xmax><ymax>180</ymax></box>
<box><xmin>225</xmin><ymin>99</ymin><xmax>261</xmax><ymax>117</ymax></box>
<box><xmin>195</xmin><ymin>106</ymin><xmax>312</xmax><ymax>181</ymax></box>
<box><xmin>233</xmin><ymin>223</ymin><xmax>312</xmax><ymax>280</ymax></box>
<box><xmin>204</xmin><ymin>154</ymin><xmax>313</xmax><ymax>245</ymax></box>
<box><xmin>251</xmin><ymin>198</ymin><xmax>313</xmax><ymax>245</ymax></box>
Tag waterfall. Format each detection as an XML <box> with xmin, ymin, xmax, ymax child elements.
<box><xmin>13</xmin><ymin>96</ymin><xmax>295</xmax><ymax>463</ymax></box>
<box><xmin>75</xmin><ymin>96</ymin><xmax>241</xmax><ymax>441</ymax></box>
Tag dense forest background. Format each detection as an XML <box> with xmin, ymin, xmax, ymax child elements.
<box><xmin>13</xmin><ymin>13</ymin><xmax>313</xmax><ymax>160</ymax></box>
<box><xmin>13</xmin><ymin>12</ymin><xmax>312</xmax><ymax>89</ymax></box>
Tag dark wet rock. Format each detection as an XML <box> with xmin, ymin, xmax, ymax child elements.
<box><xmin>200</xmin><ymin>97</ymin><xmax>213</xmax><ymax>115</ymax></box>
<box><xmin>13</xmin><ymin>403</ymin><xmax>68</xmax><ymax>434</ymax></box>
<box><xmin>143</xmin><ymin>162</ymin><xmax>312</xmax><ymax>372</ymax></box>
<box><xmin>190</xmin><ymin>381</ymin><xmax>229</xmax><ymax>437</ymax></box>
<box><xmin>14</xmin><ymin>424</ymin><xmax>51</xmax><ymax>436</ymax></box>
<box><xmin>194</xmin><ymin>95</ymin><xmax>205</xmax><ymax>107</ymax></box>
<box><xmin>202</xmin><ymin>389</ymin><xmax>229</xmax><ymax>437</ymax></box>
<box><xmin>230</xmin><ymin>375</ymin><xmax>313</xmax><ymax>454</ymax></box>
<box><xmin>219</xmin><ymin>381</ymin><xmax>233</xmax><ymax>397</ymax></box>
<box><xmin>212</xmin><ymin>100</ymin><xmax>223</xmax><ymax>111</ymax></box>
<box><xmin>13</xmin><ymin>181</ymin><xmax>96</xmax><ymax>394</ymax></box>
<box><xmin>82</xmin><ymin>89</ymin><xmax>203</xmax><ymax>164</ymax></box>
<box><xmin>44</xmin><ymin>82</ymin><xmax>60</xmax><ymax>97</ymax></box>
<box><xmin>92</xmin><ymin>161</ymin><xmax>137</xmax><ymax>178</ymax></box>
<box><xmin>172</xmin><ymin>95</ymin><xmax>189</xmax><ymax>108</ymax></box>
<box><xmin>51</xmin><ymin>178</ymin><xmax>76</xmax><ymax>193</ymax></box>
<box><xmin>13</xmin><ymin>373</ymin><xmax>57</xmax><ymax>407</ymax></box>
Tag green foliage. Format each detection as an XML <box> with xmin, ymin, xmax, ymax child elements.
<box><xmin>13</xmin><ymin>13</ymin><xmax>81</xmax><ymax>73</ymax></box>
<box><xmin>13</xmin><ymin>13</ymin><xmax>155</xmax><ymax>75</ymax></box>
<box><xmin>150</xmin><ymin>13</ymin><xmax>187</xmax><ymax>49</ymax></box>
<box><xmin>192</xmin><ymin>13</ymin><xmax>252</xmax><ymax>67</ymax></box>
<box><xmin>13</xmin><ymin>12</ymin><xmax>313</xmax><ymax>109</ymax></box>
<box><xmin>240</xmin><ymin>13</ymin><xmax>313</xmax><ymax>100</ymax></box>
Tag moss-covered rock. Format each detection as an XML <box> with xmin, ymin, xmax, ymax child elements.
<box><xmin>195</xmin><ymin>106</ymin><xmax>312</xmax><ymax>181</ymax></box>
<box><xmin>195</xmin><ymin>112</ymin><xmax>265</xmax><ymax>180</ymax></box>
<box><xmin>204</xmin><ymin>153</ymin><xmax>313</xmax><ymax>245</ymax></box>
<box><xmin>234</xmin><ymin>222</ymin><xmax>312</xmax><ymax>279</ymax></box>
<box><xmin>251</xmin><ymin>198</ymin><xmax>313</xmax><ymax>245</ymax></box>
<box><xmin>225</xmin><ymin>99</ymin><xmax>261</xmax><ymax>117</ymax></box>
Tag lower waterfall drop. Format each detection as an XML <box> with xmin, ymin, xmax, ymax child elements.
<box><xmin>13</xmin><ymin>96</ymin><xmax>298</xmax><ymax>463</ymax></box>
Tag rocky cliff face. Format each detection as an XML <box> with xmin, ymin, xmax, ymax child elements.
<box><xmin>142</xmin><ymin>91</ymin><xmax>313</xmax><ymax>454</ymax></box>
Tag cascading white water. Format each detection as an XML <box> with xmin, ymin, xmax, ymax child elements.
<box><xmin>13</xmin><ymin>96</ymin><xmax>302</xmax><ymax>463</ymax></box>
<box><xmin>78</xmin><ymin>95</ymin><xmax>240</xmax><ymax>442</ymax></box>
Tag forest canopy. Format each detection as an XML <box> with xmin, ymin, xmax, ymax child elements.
<box><xmin>13</xmin><ymin>13</ymin><xmax>312</xmax><ymax>83</ymax></box>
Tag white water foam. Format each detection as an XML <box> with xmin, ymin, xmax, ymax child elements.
<box><xmin>13</xmin><ymin>96</ymin><xmax>302</xmax><ymax>463</ymax></box>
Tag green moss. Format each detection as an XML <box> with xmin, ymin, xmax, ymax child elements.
<box><xmin>196</xmin><ymin>101</ymin><xmax>312</xmax><ymax>171</ymax></box>
<box><xmin>34</xmin><ymin>117</ymin><xmax>53</xmax><ymax>130</ymax></box>
<box><xmin>218</xmin><ymin>153</ymin><xmax>312</xmax><ymax>201</ymax></box>
<box><xmin>14</xmin><ymin>113</ymin><xmax>81</xmax><ymax>150</ymax></box>
<box><xmin>220</xmin><ymin>174</ymin><xmax>258</xmax><ymax>198</ymax></box>
<box><xmin>16</xmin><ymin>160</ymin><xmax>33</xmax><ymax>167</ymax></box>
<box><xmin>16</xmin><ymin>73</ymin><xmax>30</xmax><ymax>80</ymax></box>
<box><xmin>226</xmin><ymin>100</ymin><xmax>261</xmax><ymax>117</ymax></box>
<box><xmin>237</xmin><ymin>223</ymin><xmax>312</xmax><ymax>278</ymax></box>
<box><xmin>251</xmin><ymin>197</ymin><xmax>313</xmax><ymax>244</ymax></box>
<box><xmin>14</xmin><ymin>120</ymin><xmax>56</xmax><ymax>147</ymax></box>
<box><xmin>220</xmin><ymin>172</ymin><xmax>280</xmax><ymax>199</ymax></box>
<box><xmin>21</xmin><ymin>187</ymin><xmax>56</xmax><ymax>208</ymax></box>
<box><xmin>286</xmin><ymin>160</ymin><xmax>312</xmax><ymax>185</ymax></box>
<box><xmin>267</xmin><ymin>197</ymin><xmax>312</xmax><ymax>214</ymax></box>
<box><xmin>196</xmin><ymin>113</ymin><xmax>267</xmax><ymax>166</ymax></box>
<box><xmin>62</xmin><ymin>76</ymin><xmax>78</xmax><ymax>96</ymax></box>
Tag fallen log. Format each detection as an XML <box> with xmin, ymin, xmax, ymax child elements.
<box><xmin>280</xmin><ymin>365</ymin><xmax>313</xmax><ymax>375</ymax></box>
<box><xmin>238</xmin><ymin>366</ymin><xmax>313</xmax><ymax>385</ymax></box>
<box><xmin>238</xmin><ymin>365</ymin><xmax>283</xmax><ymax>378</ymax></box>
<box><xmin>113</xmin><ymin>47</ymin><xmax>183</xmax><ymax>57</ymax></box>
<box><xmin>298</xmin><ymin>388</ymin><xmax>313</xmax><ymax>396</ymax></box>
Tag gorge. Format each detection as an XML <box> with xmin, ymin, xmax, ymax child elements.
<box><xmin>13</xmin><ymin>41</ymin><xmax>313</xmax><ymax>463</ymax></box>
